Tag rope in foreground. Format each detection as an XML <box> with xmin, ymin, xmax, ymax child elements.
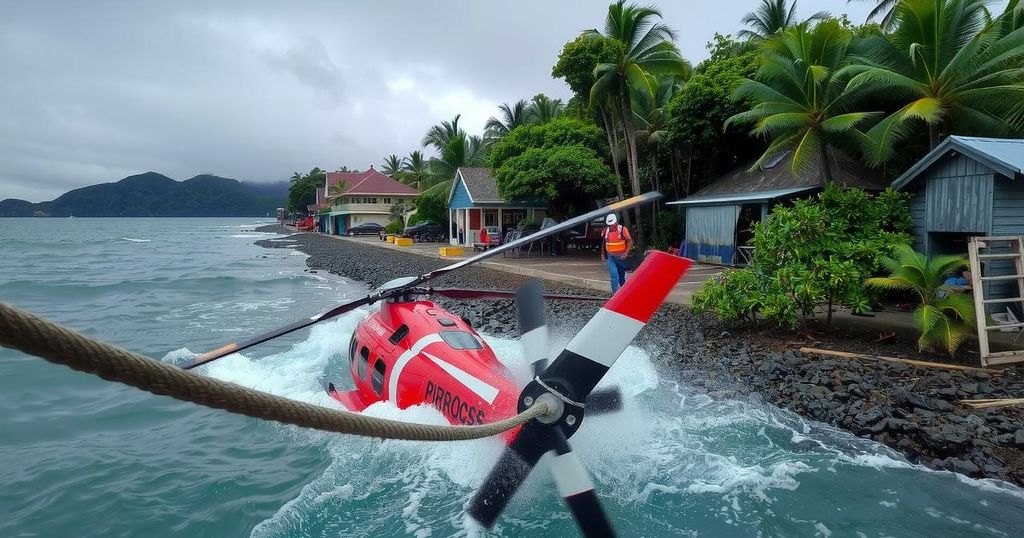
<box><xmin>0</xmin><ymin>302</ymin><xmax>550</xmax><ymax>441</ymax></box>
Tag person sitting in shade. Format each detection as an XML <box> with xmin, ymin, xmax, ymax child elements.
<box><xmin>600</xmin><ymin>213</ymin><xmax>633</xmax><ymax>293</ymax></box>
<box><xmin>944</xmin><ymin>269</ymin><xmax>973</xmax><ymax>291</ymax></box>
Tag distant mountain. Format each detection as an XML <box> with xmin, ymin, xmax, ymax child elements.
<box><xmin>0</xmin><ymin>172</ymin><xmax>289</xmax><ymax>217</ymax></box>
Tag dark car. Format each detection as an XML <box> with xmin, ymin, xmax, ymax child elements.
<box><xmin>345</xmin><ymin>222</ymin><xmax>385</xmax><ymax>236</ymax></box>
<box><xmin>402</xmin><ymin>222</ymin><xmax>447</xmax><ymax>243</ymax></box>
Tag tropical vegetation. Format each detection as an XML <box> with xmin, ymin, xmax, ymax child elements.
<box><xmin>865</xmin><ymin>245</ymin><xmax>976</xmax><ymax>355</ymax></box>
<box><xmin>693</xmin><ymin>185</ymin><xmax>913</xmax><ymax>329</ymax></box>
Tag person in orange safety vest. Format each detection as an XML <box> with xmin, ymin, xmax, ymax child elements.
<box><xmin>600</xmin><ymin>213</ymin><xmax>633</xmax><ymax>292</ymax></box>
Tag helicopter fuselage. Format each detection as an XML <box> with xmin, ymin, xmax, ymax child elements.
<box><xmin>326</xmin><ymin>298</ymin><xmax>522</xmax><ymax>437</ymax></box>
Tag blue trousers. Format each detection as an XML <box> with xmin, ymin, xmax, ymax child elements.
<box><xmin>606</xmin><ymin>255</ymin><xmax>627</xmax><ymax>292</ymax></box>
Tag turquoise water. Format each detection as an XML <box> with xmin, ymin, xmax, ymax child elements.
<box><xmin>2</xmin><ymin>218</ymin><xmax>1024</xmax><ymax>537</ymax></box>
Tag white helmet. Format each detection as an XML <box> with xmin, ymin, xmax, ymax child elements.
<box><xmin>605</xmin><ymin>213</ymin><xmax>618</xmax><ymax>226</ymax></box>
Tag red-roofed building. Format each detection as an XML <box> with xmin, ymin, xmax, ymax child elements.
<box><xmin>318</xmin><ymin>166</ymin><xmax>419</xmax><ymax>235</ymax></box>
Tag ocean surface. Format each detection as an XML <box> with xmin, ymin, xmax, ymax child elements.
<box><xmin>2</xmin><ymin>217</ymin><xmax>1024</xmax><ymax>537</ymax></box>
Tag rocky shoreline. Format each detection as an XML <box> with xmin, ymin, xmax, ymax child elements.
<box><xmin>256</xmin><ymin>226</ymin><xmax>1024</xmax><ymax>487</ymax></box>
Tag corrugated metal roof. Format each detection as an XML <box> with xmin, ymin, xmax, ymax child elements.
<box><xmin>893</xmin><ymin>136</ymin><xmax>1024</xmax><ymax>190</ymax></box>
<box><xmin>667</xmin><ymin>187</ymin><xmax>815</xmax><ymax>206</ymax></box>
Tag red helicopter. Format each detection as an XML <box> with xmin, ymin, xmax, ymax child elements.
<box><xmin>182</xmin><ymin>192</ymin><xmax>693</xmax><ymax>537</ymax></box>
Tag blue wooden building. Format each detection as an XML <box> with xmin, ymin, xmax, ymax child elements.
<box><xmin>892</xmin><ymin>136</ymin><xmax>1024</xmax><ymax>314</ymax></box>
<box><xmin>447</xmin><ymin>168</ymin><xmax>546</xmax><ymax>245</ymax></box>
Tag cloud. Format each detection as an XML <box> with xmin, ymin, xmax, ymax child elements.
<box><xmin>0</xmin><ymin>0</ymin><xmax>882</xmax><ymax>202</ymax></box>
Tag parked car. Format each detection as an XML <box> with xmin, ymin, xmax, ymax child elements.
<box><xmin>402</xmin><ymin>222</ymin><xmax>447</xmax><ymax>243</ymax></box>
<box><xmin>345</xmin><ymin>222</ymin><xmax>385</xmax><ymax>236</ymax></box>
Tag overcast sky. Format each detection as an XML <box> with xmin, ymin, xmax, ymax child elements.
<box><xmin>1</xmin><ymin>0</ymin><xmax>885</xmax><ymax>202</ymax></box>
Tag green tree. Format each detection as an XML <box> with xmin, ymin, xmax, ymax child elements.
<box><xmin>413</xmin><ymin>179</ymin><xmax>452</xmax><ymax>226</ymax></box>
<box><xmin>845</xmin><ymin>0</ymin><xmax>1024</xmax><ymax>162</ymax></box>
<box><xmin>739</xmin><ymin>0</ymin><xmax>827</xmax><ymax>40</ymax></box>
<box><xmin>525</xmin><ymin>94</ymin><xmax>565</xmax><ymax>124</ymax></box>
<box><xmin>865</xmin><ymin>245</ymin><xmax>976</xmax><ymax>355</ymax></box>
<box><xmin>382</xmin><ymin>154</ymin><xmax>403</xmax><ymax>176</ymax></box>
<box><xmin>727</xmin><ymin>20</ymin><xmax>874</xmax><ymax>182</ymax></box>
<box><xmin>485</xmin><ymin>100</ymin><xmax>530</xmax><ymax>138</ymax></box>
<box><xmin>553</xmin><ymin>35</ymin><xmax>629</xmax><ymax>203</ymax></box>
<box><xmin>666</xmin><ymin>43</ymin><xmax>760</xmax><ymax>194</ymax></box>
<box><xmin>586</xmin><ymin>0</ymin><xmax>689</xmax><ymax>247</ymax></box>
<box><xmin>286</xmin><ymin>167</ymin><xmax>326</xmax><ymax>211</ymax></box>
<box><xmin>489</xmin><ymin>118</ymin><xmax>615</xmax><ymax>216</ymax></box>
<box><xmin>401</xmin><ymin>150</ymin><xmax>430</xmax><ymax>190</ymax></box>
<box><xmin>422</xmin><ymin>115</ymin><xmax>491</xmax><ymax>183</ymax></box>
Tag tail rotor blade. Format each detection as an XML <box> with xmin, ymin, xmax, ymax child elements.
<box><xmin>539</xmin><ymin>252</ymin><xmax>692</xmax><ymax>404</ymax></box>
<box><xmin>549</xmin><ymin>429</ymin><xmax>615</xmax><ymax>537</ymax></box>
<box><xmin>467</xmin><ymin>421</ymin><xmax>550</xmax><ymax>528</ymax></box>
<box><xmin>585</xmin><ymin>387</ymin><xmax>623</xmax><ymax>415</ymax></box>
<box><xmin>516</xmin><ymin>279</ymin><xmax>549</xmax><ymax>376</ymax></box>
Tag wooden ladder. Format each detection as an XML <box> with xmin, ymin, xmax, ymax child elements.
<box><xmin>968</xmin><ymin>236</ymin><xmax>1024</xmax><ymax>366</ymax></box>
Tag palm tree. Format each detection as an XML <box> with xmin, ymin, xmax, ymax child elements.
<box><xmin>740</xmin><ymin>0</ymin><xmax>828</xmax><ymax>40</ymax></box>
<box><xmin>485</xmin><ymin>100</ymin><xmax>529</xmax><ymax>138</ymax></box>
<box><xmin>852</xmin><ymin>0</ymin><xmax>900</xmax><ymax>28</ymax></box>
<box><xmin>401</xmin><ymin>150</ymin><xmax>430</xmax><ymax>190</ymax></box>
<box><xmin>525</xmin><ymin>94</ymin><xmax>565</xmax><ymax>124</ymax></box>
<box><xmin>422</xmin><ymin>115</ymin><xmax>464</xmax><ymax>152</ymax></box>
<box><xmin>381</xmin><ymin>154</ymin><xmax>403</xmax><ymax>176</ymax></box>
<box><xmin>635</xmin><ymin>73</ymin><xmax>689</xmax><ymax>242</ymax></box>
<box><xmin>845</xmin><ymin>0</ymin><xmax>1024</xmax><ymax>162</ymax></box>
<box><xmin>327</xmin><ymin>180</ymin><xmax>347</xmax><ymax>205</ymax></box>
<box><xmin>586</xmin><ymin>0</ymin><xmax>688</xmax><ymax>247</ymax></box>
<box><xmin>727</xmin><ymin>20</ymin><xmax>875</xmax><ymax>182</ymax></box>
<box><xmin>865</xmin><ymin>245</ymin><xmax>975</xmax><ymax>355</ymax></box>
<box><xmin>289</xmin><ymin>171</ymin><xmax>303</xmax><ymax>183</ymax></box>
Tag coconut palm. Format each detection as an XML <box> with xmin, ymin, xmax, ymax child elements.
<box><xmin>865</xmin><ymin>245</ymin><xmax>976</xmax><ymax>355</ymax></box>
<box><xmin>422</xmin><ymin>115</ymin><xmax>464</xmax><ymax>152</ymax></box>
<box><xmin>525</xmin><ymin>94</ymin><xmax>565</xmax><ymax>124</ymax></box>
<box><xmin>485</xmin><ymin>100</ymin><xmax>529</xmax><ymax>138</ymax></box>
<box><xmin>845</xmin><ymin>0</ymin><xmax>1024</xmax><ymax>162</ymax></box>
<box><xmin>586</xmin><ymin>0</ymin><xmax>688</xmax><ymax>247</ymax></box>
<box><xmin>289</xmin><ymin>171</ymin><xmax>303</xmax><ymax>183</ymax></box>
<box><xmin>740</xmin><ymin>0</ymin><xmax>828</xmax><ymax>40</ymax></box>
<box><xmin>381</xmin><ymin>154</ymin><xmax>403</xmax><ymax>176</ymax></box>
<box><xmin>401</xmin><ymin>150</ymin><xmax>430</xmax><ymax>190</ymax></box>
<box><xmin>727</xmin><ymin>20</ymin><xmax>876</xmax><ymax>182</ymax></box>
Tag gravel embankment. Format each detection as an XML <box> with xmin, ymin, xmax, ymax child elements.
<box><xmin>256</xmin><ymin>226</ymin><xmax>1024</xmax><ymax>487</ymax></box>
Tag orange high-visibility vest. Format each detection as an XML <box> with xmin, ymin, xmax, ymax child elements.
<box><xmin>603</xmin><ymin>224</ymin><xmax>630</xmax><ymax>254</ymax></box>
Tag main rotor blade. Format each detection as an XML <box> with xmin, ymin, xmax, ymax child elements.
<box><xmin>179</xmin><ymin>294</ymin><xmax>377</xmax><ymax>370</ymax></box>
<box><xmin>516</xmin><ymin>279</ymin><xmax>549</xmax><ymax>376</ymax></box>
<box><xmin>540</xmin><ymin>252</ymin><xmax>692</xmax><ymax>404</ymax></box>
<box><xmin>468</xmin><ymin>421</ymin><xmax>551</xmax><ymax>528</ymax></box>
<box><xmin>415</xmin><ymin>192</ymin><xmax>662</xmax><ymax>286</ymax></box>
<box><xmin>548</xmin><ymin>429</ymin><xmax>615</xmax><ymax>538</ymax></box>
<box><xmin>430</xmin><ymin>288</ymin><xmax>603</xmax><ymax>303</ymax></box>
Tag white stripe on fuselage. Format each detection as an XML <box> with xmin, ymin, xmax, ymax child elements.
<box><xmin>388</xmin><ymin>334</ymin><xmax>444</xmax><ymax>405</ymax></box>
<box><xmin>421</xmin><ymin>351</ymin><xmax>499</xmax><ymax>404</ymax></box>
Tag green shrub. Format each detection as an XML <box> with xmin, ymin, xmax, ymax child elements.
<box><xmin>385</xmin><ymin>221</ymin><xmax>403</xmax><ymax>234</ymax></box>
<box><xmin>693</xmin><ymin>185</ymin><xmax>912</xmax><ymax>329</ymax></box>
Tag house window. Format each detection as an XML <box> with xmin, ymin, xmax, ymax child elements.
<box><xmin>371</xmin><ymin>197</ymin><xmax>378</xmax><ymax>204</ymax></box>
<box><xmin>484</xmin><ymin>212</ymin><xmax>497</xmax><ymax>227</ymax></box>
<box><xmin>383</xmin><ymin>197</ymin><xmax>392</xmax><ymax>204</ymax></box>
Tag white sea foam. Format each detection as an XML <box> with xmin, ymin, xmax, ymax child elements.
<box><xmin>195</xmin><ymin>312</ymin><xmax>1024</xmax><ymax>536</ymax></box>
<box><xmin>120</xmin><ymin>237</ymin><xmax>151</xmax><ymax>243</ymax></box>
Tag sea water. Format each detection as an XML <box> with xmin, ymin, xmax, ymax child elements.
<box><xmin>1</xmin><ymin>218</ymin><xmax>1023</xmax><ymax>537</ymax></box>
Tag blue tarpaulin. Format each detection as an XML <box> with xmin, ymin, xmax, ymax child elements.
<box><xmin>682</xmin><ymin>205</ymin><xmax>742</xmax><ymax>265</ymax></box>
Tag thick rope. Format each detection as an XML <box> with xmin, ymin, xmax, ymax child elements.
<box><xmin>0</xmin><ymin>302</ymin><xmax>549</xmax><ymax>441</ymax></box>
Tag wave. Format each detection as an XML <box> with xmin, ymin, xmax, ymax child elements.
<box><xmin>120</xmin><ymin>237</ymin><xmax>151</xmax><ymax>243</ymax></box>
